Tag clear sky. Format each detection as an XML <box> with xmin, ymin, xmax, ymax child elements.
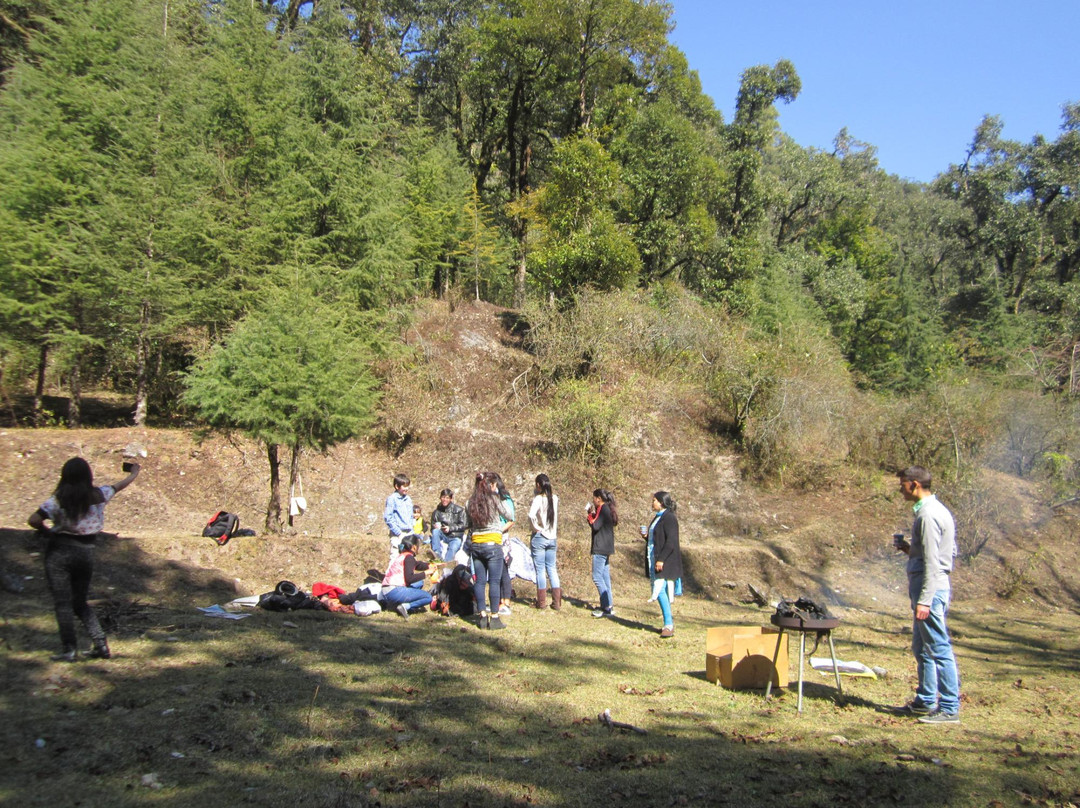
<box><xmin>666</xmin><ymin>0</ymin><xmax>1078</xmax><ymax>183</ymax></box>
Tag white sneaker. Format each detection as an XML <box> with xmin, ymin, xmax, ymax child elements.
<box><xmin>498</xmin><ymin>604</ymin><xmax>512</xmax><ymax>616</ymax></box>
<box><xmin>396</xmin><ymin>603</ymin><xmax>410</xmax><ymax>618</ymax></box>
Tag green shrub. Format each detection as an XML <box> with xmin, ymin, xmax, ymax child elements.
<box><xmin>704</xmin><ymin>315</ymin><xmax>855</xmax><ymax>483</ymax></box>
<box><xmin>846</xmin><ymin>377</ymin><xmax>1000</xmax><ymax>483</ymax></box>
<box><xmin>542</xmin><ymin>378</ymin><xmax>626</xmax><ymax>466</ymax></box>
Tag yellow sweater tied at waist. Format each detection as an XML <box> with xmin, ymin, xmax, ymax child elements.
<box><xmin>470</xmin><ymin>530</ymin><xmax>503</xmax><ymax>545</ymax></box>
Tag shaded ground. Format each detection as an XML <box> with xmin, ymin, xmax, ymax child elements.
<box><xmin>2</xmin><ymin>302</ymin><xmax>1079</xmax><ymax>808</ymax></box>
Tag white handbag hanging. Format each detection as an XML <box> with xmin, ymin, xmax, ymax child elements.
<box><xmin>289</xmin><ymin>474</ymin><xmax>307</xmax><ymax>517</ymax></box>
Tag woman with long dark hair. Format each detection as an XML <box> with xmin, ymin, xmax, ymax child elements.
<box><xmin>528</xmin><ymin>473</ymin><xmax>560</xmax><ymax>610</ymax></box>
<box><xmin>586</xmin><ymin>488</ymin><xmax>618</xmax><ymax>618</ymax></box>
<box><xmin>28</xmin><ymin>457</ymin><xmax>140</xmax><ymax>661</ymax></box>
<box><xmin>647</xmin><ymin>491</ymin><xmax>683</xmax><ymax>638</ymax></box>
<box><xmin>465</xmin><ymin>471</ymin><xmax>513</xmax><ymax>629</ymax></box>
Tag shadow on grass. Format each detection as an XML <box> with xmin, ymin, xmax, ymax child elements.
<box><xmin>2</xmin><ymin>529</ymin><xmax>1075</xmax><ymax>808</ymax></box>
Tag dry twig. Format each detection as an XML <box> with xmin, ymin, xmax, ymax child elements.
<box><xmin>598</xmin><ymin>708</ymin><xmax>647</xmax><ymax>735</ymax></box>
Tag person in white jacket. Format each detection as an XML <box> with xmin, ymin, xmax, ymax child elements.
<box><xmin>528</xmin><ymin>473</ymin><xmax>561</xmax><ymax>610</ymax></box>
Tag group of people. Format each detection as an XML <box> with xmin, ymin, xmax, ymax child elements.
<box><xmin>382</xmin><ymin>471</ymin><xmax>687</xmax><ymax>636</ymax></box>
<box><xmin>24</xmin><ymin>455</ymin><xmax>963</xmax><ymax>727</ymax></box>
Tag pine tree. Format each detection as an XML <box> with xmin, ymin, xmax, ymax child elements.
<box><xmin>182</xmin><ymin>274</ymin><xmax>379</xmax><ymax>532</ymax></box>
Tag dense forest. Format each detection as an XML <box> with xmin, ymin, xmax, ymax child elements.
<box><xmin>1</xmin><ymin>0</ymin><xmax>1078</xmax><ymax>525</ymax></box>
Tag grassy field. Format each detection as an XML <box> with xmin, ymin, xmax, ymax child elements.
<box><xmin>2</xmin><ymin>547</ymin><xmax>1078</xmax><ymax>808</ymax></box>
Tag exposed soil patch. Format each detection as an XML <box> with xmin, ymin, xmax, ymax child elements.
<box><xmin>2</xmin><ymin>301</ymin><xmax>1077</xmax><ymax>622</ymax></box>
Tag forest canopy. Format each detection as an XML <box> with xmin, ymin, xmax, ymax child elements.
<box><xmin>1</xmin><ymin>0</ymin><xmax>1078</xmax><ymax>523</ymax></box>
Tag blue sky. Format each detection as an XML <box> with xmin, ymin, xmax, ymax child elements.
<box><xmin>666</xmin><ymin>0</ymin><xmax>1078</xmax><ymax>183</ymax></box>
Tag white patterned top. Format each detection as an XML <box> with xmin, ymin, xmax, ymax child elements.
<box><xmin>40</xmin><ymin>486</ymin><xmax>116</xmax><ymax>535</ymax></box>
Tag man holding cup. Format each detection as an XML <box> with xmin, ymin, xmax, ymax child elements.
<box><xmin>893</xmin><ymin>466</ymin><xmax>961</xmax><ymax>724</ymax></box>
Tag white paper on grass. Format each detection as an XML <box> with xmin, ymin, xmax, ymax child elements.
<box><xmin>809</xmin><ymin>657</ymin><xmax>877</xmax><ymax>678</ymax></box>
<box><xmin>197</xmin><ymin>604</ymin><xmax>252</xmax><ymax>620</ymax></box>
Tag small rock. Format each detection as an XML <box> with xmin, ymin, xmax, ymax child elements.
<box><xmin>871</xmin><ymin>666</ymin><xmax>888</xmax><ymax>677</ymax></box>
<box><xmin>141</xmin><ymin>773</ymin><xmax>163</xmax><ymax>789</ymax></box>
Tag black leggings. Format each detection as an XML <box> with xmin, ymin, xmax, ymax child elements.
<box><xmin>44</xmin><ymin>536</ymin><xmax>106</xmax><ymax>650</ymax></box>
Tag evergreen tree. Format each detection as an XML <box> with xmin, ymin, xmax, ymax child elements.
<box><xmin>182</xmin><ymin>274</ymin><xmax>379</xmax><ymax>532</ymax></box>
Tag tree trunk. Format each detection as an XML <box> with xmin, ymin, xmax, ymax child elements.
<box><xmin>133</xmin><ymin>299</ymin><xmax>150</xmax><ymax>426</ymax></box>
<box><xmin>67</xmin><ymin>359</ymin><xmax>81</xmax><ymax>428</ymax></box>
<box><xmin>287</xmin><ymin>443</ymin><xmax>301</xmax><ymax>528</ymax></box>
<box><xmin>514</xmin><ymin>244</ymin><xmax>528</xmax><ymax>309</ymax></box>
<box><xmin>265</xmin><ymin>442</ymin><xmax>282</xmax><ymax>533</ymax></box>
<box><xmin>33</xmin><ymin>343</ymin><xmax>47</xmax><ymax>427</ymax></box>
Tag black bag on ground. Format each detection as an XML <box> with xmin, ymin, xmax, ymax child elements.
<box><xmin>203</xmin><ymin>511</ymin><xmax>240</xmax><ymax>546</ymax></box>
<box><xmin>257</xmin><ymin>580</ymin><xmax>328</xmax><ymax>612</ymax></box>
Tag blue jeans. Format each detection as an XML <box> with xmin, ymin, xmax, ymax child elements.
<box><xmin>531</xmin><ymin>533</ymin><xmax>560</xmax><ymax>590</ymax></box>
<box><xmin>910</xmin><ymin>584</ymin><xmax>961</xmax><ymax>714</ymax></box>
<box><xmin>382</xmin><ymin>585</ymin><xmax>431</xmax><ymax>613</ymax></box>
<box><xmin>471</xmin><ymin>542</ymin><xmax>504</xmax><ymax>614</ymax></box>
<box><xmin>431</xmin><ymin>528</ymin><xmax>463</xmax><ymax>562</ymax></box>
<box><xmin>592</xmin><ymin>554</ymin><xmax>612</xmax><ymax>611</ymax></box>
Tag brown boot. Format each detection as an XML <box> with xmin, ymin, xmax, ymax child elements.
<box><xmin>535</xmin><ymin>588</ymin><xmax>547</xmax><ymax>609</ymax></box>
<box><xmin>551</xmin><ymin>588</ymin><xmax>562</xmax><ymax>610</ymax></box>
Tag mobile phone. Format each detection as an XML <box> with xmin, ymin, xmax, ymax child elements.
<box><xmin>122</xmin><ymin>461</ymin><xmax>134</xmax><ymax>472</ymax></box>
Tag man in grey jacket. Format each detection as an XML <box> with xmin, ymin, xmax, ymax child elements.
<box><xmin>893</xmin><ymin>466</ymin><xmax>961</xmax><ymax>724</ymax></box>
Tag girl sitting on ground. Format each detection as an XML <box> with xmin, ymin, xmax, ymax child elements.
<box><xmin>380</xmin><ymin>536</ymin><xmax>432</xmax><ymax>618</ymax></box>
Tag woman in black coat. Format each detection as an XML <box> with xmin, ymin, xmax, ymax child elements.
<box><xmin>586</xmin><ymin>488</ymin><xmax>618</xmax><ymax>618</ymax></box>
<box><xmin>647</xmin><ymin>491</ymin><xmax>682</xmax><ymax>638</ymax></box>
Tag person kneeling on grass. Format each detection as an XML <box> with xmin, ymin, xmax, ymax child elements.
<box><xmin>431</xmin><ymin>564</ymin><xmax>476</xmax><ymax>617</ymax></box>
<box><xmin>380</xmin><ymin>536</ymin><xmax>431</xmax><ymax>618</ymax></box>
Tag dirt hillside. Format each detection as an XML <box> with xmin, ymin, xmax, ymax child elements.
<box><xmin>1</xmin><ymin>301</ymin><xmax>1077</xmax><ymax>620</ymax></box>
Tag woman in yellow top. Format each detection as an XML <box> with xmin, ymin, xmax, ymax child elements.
<box><xmin>466</xmin><ymin>471</ymin><xmax>513</xmax><ymax>630</ymax></box>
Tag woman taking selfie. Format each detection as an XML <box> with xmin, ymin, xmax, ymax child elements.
<box><xmin>28</xmin><ymin>457</ymin><xmax>141</xmax><ymax>661</ymax></box>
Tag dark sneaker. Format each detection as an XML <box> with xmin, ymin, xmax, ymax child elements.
<box><xmin>489</xmin><ymin>616</ymin><xmax>506</xmax><ymax>630</ymax></box>
<box><xmin>476</xmin><ymin>613</ymin><xmax>490</xmax><ymax>630</ymax></box>
<box><xmin>396</xmin><ymin>603</ymin><xmax>410</xmax><ymax>618</ymax></box>
<box><xmin>892</xmin><ymin>701</ymin><xmax>933</xmax><ymax>716</ymax></box>
<box><xmin>85</xmin><ymin>642</ymin><xmax>111</xmax><ymax>660</ymax></box>
<box><xmin>918</xmin><ymin>711</ymin><xmax>960</xmax><ymax>724</ymax></box>
<box><xmin>51</xmin><ymin>649</ymin><xmax>77</xmax><ymax>663</ymax></box>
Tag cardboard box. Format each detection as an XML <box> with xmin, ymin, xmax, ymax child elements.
<box><xmin>706</xmin><ymin>626</ymin><xmax>788</xmax><ymax>689</ymax></box>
